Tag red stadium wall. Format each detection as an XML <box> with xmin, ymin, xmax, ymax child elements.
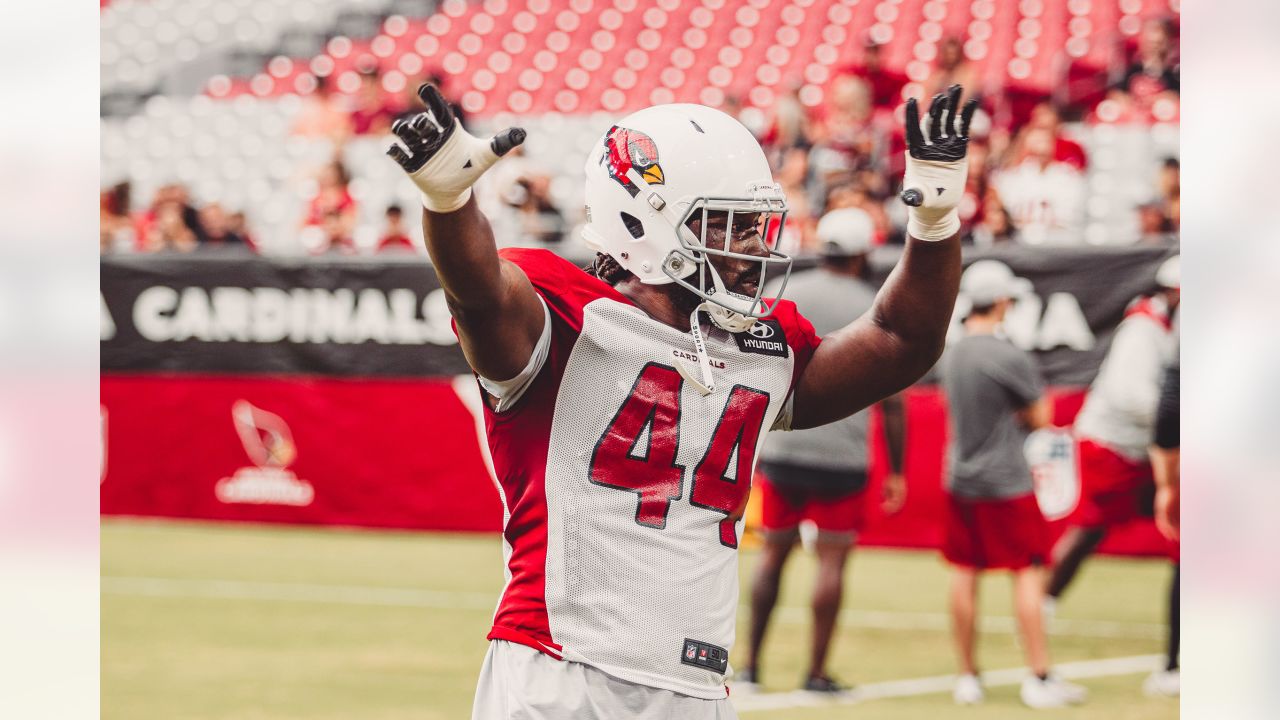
<box><xmin>100</xmin><ymin>374</ymin><xmax>501</xmax><ymax>531</ymax></box>
<box><xmin>100</xmin><ymin>374</ymin><xmax>1169</xmax><ymax>557</ymax></box>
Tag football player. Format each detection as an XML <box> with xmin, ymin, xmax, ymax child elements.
<box><xmin>1046</xmin><ymin>256</ymin><xmax>1179</xmax><ymax>605</ymax></box>
<box><xmin>738</xmin><ymin>207</ymin><xmax>907</xmax><ymax>698</ymax></box>
<box><xmin>940</xmin><ymin>261</ymin><xmax>1087</xmax><ymax>709</ymax></box>
<box><xmin>388</xmin><ymin>83</ymin><xmax>976</xmax><ymax>719</ymax></box>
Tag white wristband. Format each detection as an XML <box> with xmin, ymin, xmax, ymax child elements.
<box><xmin>421</xmin><ymin>187</ymin><xmax>472</xmax><ymax>214</ymax></box>
<box><xmin>907</xmin><ymin>209</ymin><xmax>960</xmax><ymax>242</ymax></box>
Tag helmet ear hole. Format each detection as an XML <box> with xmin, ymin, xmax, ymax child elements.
<box><xmin>619</xmin><ymin>212</ymin><xmax>645</xmax><ymax>239</ymax></box>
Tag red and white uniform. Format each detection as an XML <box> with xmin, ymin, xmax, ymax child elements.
<box><xmin>478</xmin><ymin>248</ymin><xmax>820</xmax><ymax>699</ymax></box>
<box><xmin>1072</xmin><ymin>296</ymin><xmax>1176</xmax><ymax>528</ymax></box>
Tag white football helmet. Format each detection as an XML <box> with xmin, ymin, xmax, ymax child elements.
<box><xmin>581</xmin><ymin>104</ymin><xmax>792</xmax><ymax>332</ymax></box>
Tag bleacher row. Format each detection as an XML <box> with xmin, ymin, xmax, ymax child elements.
<box><xmin>101</xmin><ymin>98</ymin><xmax>1177</xmax><ymax>254</ymax></box>
<box><xmin>101</xmin><ymin>0</ymin><xmax>1179</xmax><ymax>253</ymax></box>
<box><xmin>256</xmin><ymin>0</ymin><xmax>1174</xmax><ymax>115</ymax></box>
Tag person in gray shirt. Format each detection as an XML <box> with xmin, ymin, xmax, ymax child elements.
<box><xmin>940</xmin><ymin>260</ymin><xmax>1086</xmax><ymax>709</ymax></box>
<box><xmin>738</xmin><ymin>208</ymin><xmax>906</xmax><ymax>697</ymax></box>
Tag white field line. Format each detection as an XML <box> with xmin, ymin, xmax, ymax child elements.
<box><xmin>732</xmin><ymin>654</ymin><xmax>1164</xmax><ymax>713</ymax></box>
<box><xmin>101</xmin><ymin>576</ymin><xmax>1161</xmax><ymax>640</ymax></box>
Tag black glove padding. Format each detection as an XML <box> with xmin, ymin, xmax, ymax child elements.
<box><xmin>386</xmin><ymin>84</ymin><xmax>525</xmax><ymax>174</ymax></box>
<box><xmin>904</xmin><ymin>84</ymin><xmax>979</xmax><ymax>163</ymax></box>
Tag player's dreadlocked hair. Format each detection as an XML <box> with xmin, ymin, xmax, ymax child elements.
<box><xmin>588</xmin><ymin>253</ymin><xmax>634</xmax><ymax>286</ymax></box>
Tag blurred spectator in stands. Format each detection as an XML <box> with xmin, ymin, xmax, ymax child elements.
<box><xmin>761</xmin><ymin>81</ymin><xmax>814</xmax><ymax>151</ymax></box>
<box><xmin>1116</xmin><ymin>18</ymin><xmax>1179</xmax><ymax>102</ymax></box>
<box><xmin>292</xmin><ymin>75</ymin><xmax>353</xmax><ymax>142</ymax></box>
<box><xmin>100</xmin><ymin>182</ymin><xmax>136</xmax><ymax>253</ymax></box>
<box><xmin>135</xmin><ymin>183</ymin><xmax>207</xmax><ymax>251</ymax></box>
<box><xmin>958</xmin><ymin>137</ymin><xmax>992</xmax><ymax>229</ymax></box>
<box><xmin>723</xmin><ymin>94</ymin><xmax>769</xmax><ymax>140</ymax></box>
<box><xmin>1016</xmin><ymin>103</ymin><xmax>1088</xmax><ymax>171</ymax></box>
<box><xmin>317</xmin><ymin>210</ymin><xmax>356</xmax><ymax>254</ymax></box>
<box><xmin>144</xmin><ymin>198</ymin><xmax>198</xmax><ymax>253</ymax></box>
<box><xmin>968</xmin><ymin>192</ymin><xmax>1019</xmax><ymax>247</ymax></box>
<box><xmin>377</xmin><ymin>204</ymin><xmax>416</xmax><ymax>253</ymax></box>
<box><xmin>502</xmin><ymin>176</ymin><xmax>567</xmax><ymax>246</ymax></box>
<box><xmin>925</xmin><ymin>37</ymin><xmax>981</xmax><ymax>103</ymax></box>
<box><xmin>815</xmin><ymin>75</ymin><xmax>882</xmax><ymax>173</ymax></box>
<box><xmin>1158</xmin><ymin>157</ymin><xmax>1180</xmax><ymax>230</ymax></box>
<box><xmin>228</xmin><ymin>211</ymin><xmax>255</xmax><ymax>249</ymax></box>
<box><xmin>197</xmin><ymin>202</ymin><xmax>252</xmax><ymax>250</ymax></box>
<box><xmin>826</xmin><ymin>181</ymin><xmax>890</xmax><ymax>247</ymax></box>
<box><xmin>300</xmin><ymin>160</ymin><xmax>358</xmax><ymax>253</ymax></box>
<box><xmin>775</xmin><ymin>145</ymin><xmax>817</xmax><ymax>253</ymax></box>
<box><xmin>991</xmin><ymin>127</ymin><xmax>1087</xmax><ymax>245</ymax></box>
<box><xmin>839</xmin><ymin>37</ymin><xmax>908</xmax><ymax>110</ymax></box>
<box><xmin>350</xmin><ymin>70</ymin><xmax>399</xmax><ymax>136</ymax></box>
<box><xmin>1136</xmin><ymin>200</ymin><xmax>1177</xmax><ymax>245</ymax></box>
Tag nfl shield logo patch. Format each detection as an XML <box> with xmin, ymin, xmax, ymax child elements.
<box><xmin>686</xmin><ymin>643</ymin><xmax>697</xmax><ymax>660</ymax></box>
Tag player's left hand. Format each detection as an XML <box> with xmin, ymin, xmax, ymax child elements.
<box><xmin>881</xmin><ymin>473</ymin><xmax>907</xmax><ymax>515</ymax></box>
<box><xmin>900</xmin><ymin>84</ymin><xmax>979</xmax><ymax>241</ymax></box>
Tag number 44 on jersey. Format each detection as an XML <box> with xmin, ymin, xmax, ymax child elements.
<box><xmin>588</xmin><ymin>362</ymin><xmax>770</xmax><ymax>548</ymax></box>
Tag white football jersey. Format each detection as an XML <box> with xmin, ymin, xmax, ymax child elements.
<box><xmin>479</xmin><ymin>248</ymin><xmax>821</xmax><ymax>699</ymax></box>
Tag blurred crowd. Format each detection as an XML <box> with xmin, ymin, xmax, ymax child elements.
<box><xmin>743</xmin><ymin>17</ymin><xmax>1180</xmax><ymax>254</ymax></box>
<box><xmin>101</xmin><ymin>17</ymin><xmax>1178</xmax><ymax>258</ymax></box>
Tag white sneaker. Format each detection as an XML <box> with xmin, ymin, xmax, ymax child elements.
<box><xmin>1021</xmin><ymin>674</ymin><xmax>1088</xmax><ymax>708</ymax></box>
<box><xmin>953</xmin><ymin>674</ymin><xmax>984</xmax><ymax>705</ymax></box>
<box><xmin>1143</xmin><ymin>668</ymin><xmax>1180</xmax><ymax>697</ymax></box>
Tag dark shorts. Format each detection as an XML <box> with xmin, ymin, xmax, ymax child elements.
<box><xmin>943</xmin><ymin>492</ymin><xmax>1050</xmax><ymax>571</ymax></box>
<box><xmin>1072</xmin><ymin>438</ymin><xmax>1155</xmax><ymax>529</ymax></box>
<box><xmin>757</xmin><ymin>461</ymin><xmax>868</xmax><ymax>536</ymax></box>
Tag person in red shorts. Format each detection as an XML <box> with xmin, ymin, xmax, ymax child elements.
<box><xmin>1047</xmin><ymin>255</ymin><xmax>1179</xmax><ymax>604</ymax></box>
<box><xmin>737</xmin><ymin>208</ymin><xmax>907</xmax><ymax>698</ymax></box>
<box><xmin>941</xmin><ymin>261</ymin><xmax>1086</xmax><ymax>709</ymax></box>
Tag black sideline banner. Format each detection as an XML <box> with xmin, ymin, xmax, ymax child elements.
<box><xmin>101</xmin><ymin>245</ymin><xmax>1176</xmax><ymax>385</ymax></box>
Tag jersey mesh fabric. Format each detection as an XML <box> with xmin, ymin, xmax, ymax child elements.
<box><xmin>485</xmin><ymin>249</ymin><xmax>820</xmax><ymax>700</ymax></box>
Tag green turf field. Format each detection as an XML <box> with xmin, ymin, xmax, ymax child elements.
<box><xmin>102</xmin><ymin>519</ymin><xmax>1178</xmax><ymax>719</ymax></box>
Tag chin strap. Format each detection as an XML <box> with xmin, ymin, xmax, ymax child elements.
<box><xmin>675</xmin><ymin>303</ymin><xmax>717</xmax><ymax>397</ymax></box>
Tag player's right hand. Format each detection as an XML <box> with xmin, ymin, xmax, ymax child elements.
<box><xmin>387</xmin><ymin>83</ymin><xmax>526</xmax><ymax>213</ymax></box>
<box><xmin>899</xmin><ymin>84</ymin><xmax>978</xmax><ymax>241</ymax></box>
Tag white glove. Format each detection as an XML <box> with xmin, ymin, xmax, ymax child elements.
<box><xmin>900</xmin><ymin>85</ymin><xmax>979</xmax><ymax>241</ymax></box>
<box><xmin>387</xmin><ymin>84</ymin><xmax>526</xmax><ymax>214</ymax></box>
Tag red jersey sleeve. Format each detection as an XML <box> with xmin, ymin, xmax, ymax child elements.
<box><xmin>766</xmin><ymin>298</ymin><xmax>823</xmax><ymax>396</ymax></box>
<box><xmin>498</xmin><ymin>247</ymin><xmax>630</xmax><ymax>333</ymax></box>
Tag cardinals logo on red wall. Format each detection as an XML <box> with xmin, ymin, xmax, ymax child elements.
<box><xmin>602</xmin><ymin>125</ymin><xmax>664</xmax><ymax>198</ymax></box>
<box><xmin>216</xmin><ymin>400</ymin><xmax>314</xmax><ymax>507</ymax></box>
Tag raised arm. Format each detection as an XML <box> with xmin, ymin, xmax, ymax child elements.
<box><xmin>387</xmin><ymin>84</ymin><xmax>544</xmax><ymax>381</ymax></box>
<box><xmin>792</xmin><ymin>87</ymin><xmax>976</xmax><ymax>429</ymax></box>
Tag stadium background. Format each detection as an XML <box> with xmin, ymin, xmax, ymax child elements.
<box><xmin>100</xmin><ymin>0</ymin><xmax>1180</xmax><ymax>717</ymax></box>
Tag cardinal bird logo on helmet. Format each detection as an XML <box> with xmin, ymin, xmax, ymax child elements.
<box><xmin>601</xmin><ymin>125</ymin><xmax>664</xmax><ymax>198</ymax></box>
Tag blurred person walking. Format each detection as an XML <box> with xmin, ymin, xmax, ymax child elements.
<box><xmin>1144</xmin><ymin>351</ymin><xmax>1181</xmax><ymax>697</ymax></box>
<box><xmin>941</xmin><ymin>261</ymin><xmax>1087</xmax><ymax>709</ymax></box>
<box><xmin>737</xmin><ymin>209</ymin><xmax>906</xmax><ymax>698</ymax></box>
<box><xmin>1047</xmin><ymin>256</ymin><xmax>1179</xmax><ymax>602</ymax></box>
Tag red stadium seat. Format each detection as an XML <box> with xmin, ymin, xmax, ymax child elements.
<box><xmin>201</xmin><ymin>0</ymin><xmax>1177</xmax><ymax>118</ymax></box>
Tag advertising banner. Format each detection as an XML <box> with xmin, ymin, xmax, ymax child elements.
<box><xmin>102</xmin><ymin>245</ymin><xmax>1176</xmax><ymax>555</ymax></box>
